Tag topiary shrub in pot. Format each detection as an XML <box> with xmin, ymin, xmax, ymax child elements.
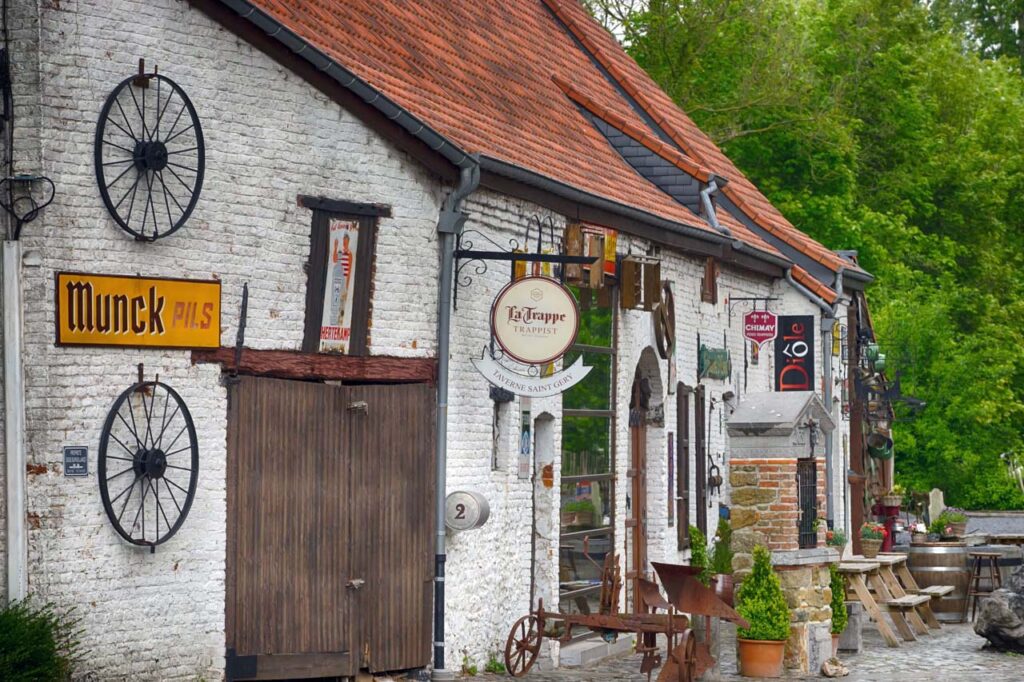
<box><xmin>829</xmin><ymin>563</ymin><xmax>848</xmax><ymax>656</ymax></box>
<box><xmin>710</xmin><ymin>518</ymin><xmax>735</xmax><ymax>606</ymax></box>
<box><xmin>735</xmin><ymin>545</ymin><xmax>791</xmax><ymax>678</ymax></box>
<box><xmin>688</xmin><ymin>525</ymin><xmax>712</xmax><ymax>586</ymax></box>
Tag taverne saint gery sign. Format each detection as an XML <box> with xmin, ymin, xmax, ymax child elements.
<box><xmin>55</xmin><ymin>272</ymin><xmax>221</xmax><ymax>348</ymax></box>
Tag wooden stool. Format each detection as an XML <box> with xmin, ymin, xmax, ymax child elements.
<box><xmin>967</xmin><ymin>551</ymin><xmax>1002</xmax><ymax>621</ymax></box>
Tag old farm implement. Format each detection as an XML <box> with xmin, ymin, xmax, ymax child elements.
<box><xmin>503</xmin><ymin>551</ymin><xmax>748</xmax><ymax>681</ymax></box>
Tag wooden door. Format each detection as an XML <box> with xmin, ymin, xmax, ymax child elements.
<box><xmin>226</xmin><ymin>376</ymin><xmax>434</xmax><ymax>680</ymax></box>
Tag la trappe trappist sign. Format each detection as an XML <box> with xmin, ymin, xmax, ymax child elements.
<box><xmin>473</xmin><ymin>276</ymin><xmax>591</xmax><ymax>397</ymax></box>
<box><xmin>490</xmin><ymin>276</ymin><xmax>579</xmax><ymax>365</ymax></box>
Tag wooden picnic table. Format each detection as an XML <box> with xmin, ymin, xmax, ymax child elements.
<box><xmin>880</xmin><ymin>552</ymin><xmax>949</xmax><ymax>630</ymax></box>
<box><xmin>838</xmin><ymin>561</ymin><xmax>901</xmax><ymax>647</ymax></box>
<box><xmin>845</xmin><ymin>555</ymin><xmax>931</xmax><ymax>641</ymax></box>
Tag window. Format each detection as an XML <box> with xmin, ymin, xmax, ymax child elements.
<box><xmin>700</xmin><ymin>257</ymin><xmax>719</xmax><ymax>304</ymax></box>
<box><xmin>798</xmin><ymin>459</ymin><xmax>818</xmax><ymax>549</ymax></box>
<box><xmin>300</xmin><ymin>196</ymin><xmax>387</xmax><ymax>355</ymax></box>
<box><xmin>559</xmin><ymin>287</ymin><xmax>615</xmax><ymax>634</ymax></box>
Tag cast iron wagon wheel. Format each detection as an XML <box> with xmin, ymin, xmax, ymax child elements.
<box><xmin>504</xmin><ymin>614</ymin><xmax>541</xmax><ymax>677</ymax></box>
<box><xmin>98</xmin><ymin>380</ymin><xmax>199</xmax><ymax>549</ymax></box>
<box><xmin>657</xmin><ymin>628</ymin><xmax>697</xmax><ymax>682</ymax></box>
<box><xmin>94</xmin><ymin>72</ymin><xmax>205</xmax><ymax>241</ymax></box>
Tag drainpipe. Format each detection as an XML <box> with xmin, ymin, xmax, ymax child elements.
<box><xmin>4</xmin><ymin>240</ymin><xmax>27</xmax><ymax>603</ymax></box>
<box><xmin>784</xmin><ymin>266</ymin><xmax>844</xmax><ymax>526</ymax></box>
<box><xmin>699</xmin><ymin>176</ymin><xmax>731</xmax><ymax>237</ymax></box>
<box><xmin>433</xmin><ymin>160</ymin><xmax>480</xmax><ymax>681</ymax></box>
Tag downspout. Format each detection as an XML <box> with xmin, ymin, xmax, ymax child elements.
<box><xmin>4</xmin><ymin>240</ymin><xmax>27</xmax><ymax>603</ymax></box>
<box><xmin>699</xmin><ymin>175</ymin><xmax>731</xmax><ymax>237</ymax></box>
<box><xmin>784</xmin><ymin>266</ymin><xmax>844</xmax><ymax>526</ymax></box>
<box><xmin>433</xmin><ymin>159</ymin><xmax>480</xmax><ymax>681</ymax></box>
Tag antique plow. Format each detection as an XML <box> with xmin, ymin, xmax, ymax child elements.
<box><xmin>503</xmin><ymin>553</ymin><xmax>748</xmax><ymax>681</ymax></box>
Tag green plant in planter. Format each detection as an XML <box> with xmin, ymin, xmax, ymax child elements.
<box><xmin>735</xmin><ymin>546</ymin><xmax>791</xmax><ymax>641</ymax></box>
<box><xmin>688</xmin><ymin>525</ymin><xmax>712</xmax><ymax>586</ymax></box>
<box><xmin>710</xmin><ymin>519</ymin><xmax>734</xmax><ymax>575</ymax></box>
<box><xmin>928</xmin><ymin>508</ymin><xmax>968</xmax><ymax>535</ymax></box>
<box><xmin>829</xmin><ymin>564</ymin><xmax>848</xmax><ymax>635</ymax></box>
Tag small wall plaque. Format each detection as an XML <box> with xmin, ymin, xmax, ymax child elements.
<box><xmin>445</xmin><ymin>491</ymin><xmax>490</xmax><ymax>532</ymax></box>
<box><xmin>63</xmin><ymin>446</ymin><xmax>88</xmax><ymax>476</ymax></box>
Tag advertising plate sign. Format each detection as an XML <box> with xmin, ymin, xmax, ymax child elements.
<box><xmin>490</xmin><ymin>276</ymin><xmax>580</xmax><ymax>365</ymax></box>
<box><xmin>743</xmin><ymin>310</ymin><xmax>778</xmax><ymax>347</ymax></box>
<box><xmin>55</xmin><ymin>272</ymin><xmax>220</xmax><ymax>348</ymax></box>
<box><xmin>775</xmin><ymin>315</ymin><xmax>815</xmax><ymax>391</ymax></box>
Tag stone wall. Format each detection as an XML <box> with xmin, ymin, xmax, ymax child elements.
<box><xmin>777</xmin><ymin>562</ymin><xmax>834</xmax><ymax>672</ymax></box>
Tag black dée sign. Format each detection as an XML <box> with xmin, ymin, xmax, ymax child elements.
<box><xmin>774</xmin><ymin>315</ymin><xmax>815</xmax><ymax>392</ymax></box>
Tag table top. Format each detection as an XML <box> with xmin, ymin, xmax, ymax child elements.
<box><xmin>839</xmin><ymin>561</ymin><xmax>879</xmax><ymax>573</ymax></box>
<box><xmin>848</xmin><ymin>554</ymin><xmax>906</xmax><ymax>566</ymax></box>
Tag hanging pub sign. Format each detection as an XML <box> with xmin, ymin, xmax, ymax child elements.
<box><xmin>698</xmin><ymin>345</ymin><xmax>731</xmax><ymax>380</ymax></box>
<box><xmin>742</xmin><ymin>309</ymin><xmax>777</xmax><ymax>348</ymax></box>
<box><xmin>472</xmin><ymin>275</ymin><xmax>592</xmax><ymax>397</ymax></box>
<box><xmin>490</xmin><ymin>276</ymin><xmax>579</xmax><ymax>365</ymax></box>
<box><xmin>55</xmin><ymin>272</ymin><xmax>220</xmax><ymax>348</ymax></box>
<box><xmin>774</xmin><ymin>315</ymin><xmax>815</xmax><ymax>391</ymax></box>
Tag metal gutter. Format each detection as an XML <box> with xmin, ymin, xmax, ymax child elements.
<box><xmin>4</xmin><ymin>241</ymin><xmax>27</xmax><ymax>603</ymax></box>
<box><xmin>218</xmin><ymin>0</ymin><xmax>474</xmax><ymax>170</ymax></box>
<box><xmin>432</xmin><ymin>160</ymin><xmax>481</xmax><ymax>680</ymax></box>
<box><xmin>699</xmin><ymin>176</ymin><xmax>730</xmax><ymax>236</ymax></box>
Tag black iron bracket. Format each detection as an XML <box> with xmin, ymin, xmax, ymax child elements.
<box><xmin>0</xmin><ymin>174</ymin><xmax>55</xmax><ymax>240</ymax></box>
<box><xmin>727</xmin><ymin>295</ymin><xmax>779</xmax><ymax>326</ymax></box>
<box><xmin>452</xmin><ymin>215</ymin><xmax>597</xmax><ymax>309</ymax></box>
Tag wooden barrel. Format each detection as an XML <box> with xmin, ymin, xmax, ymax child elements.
<box><xmin>908</xmin><ymin>542</ymin><xmax>970</xmax><ymax>622</ymax></box>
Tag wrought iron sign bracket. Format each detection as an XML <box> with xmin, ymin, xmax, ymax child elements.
<box><xmin>726</xmin><ymin>295</ymin><xmax>779</xmax><ymax>326</ymax></box>
<box><xmin>452</xmin><ymin>214</ymin><xmax>596</xmax><ymax>309</ymax></box>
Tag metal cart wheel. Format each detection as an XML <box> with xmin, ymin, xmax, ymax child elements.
<box><xmin>98</xmin><ymin>380</ymin><xmax>199</xmax><ymax>549</ymax></box>
<box><xmin>657</xmin><ymin>628</ymin><xmax>696</xmax><ymax>682</ymax></box>
<box><xmin>504</xmin><ymin>614</ymin><xmax>542</xmax><ymax>677</ymax></box>
<box><xmin>94</xmin><ymin>73</ymin><xmax>205</xmax><ymax>241</ymax></box>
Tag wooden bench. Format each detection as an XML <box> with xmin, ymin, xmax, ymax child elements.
<box><xmin>884</xmin><ymin>594</ymin><xmax>931</xmax><ymax>609</ymax></box>
<box><xmin>916</xmin><ymin>585</ymin><xmax>954</xmax><ymax>598</ymax></box>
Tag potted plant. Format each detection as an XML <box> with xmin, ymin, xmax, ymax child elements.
<box><xmin>860</xmin><ymin>522</ymin><xmax>886</xmax><ymax>558</ymax></box>
<box><xmin>735</xmin><ymin>546</ymin><xmax>791</xmax><ymax>678</ymax></box>
<box><xmin>710</xmin><ymin>519</ymin><xmax>735</xmax><ymax>606</ymax></box>
<box><xmin>561</xmin><ymin>499</ymin><xmax>596</xmax><ymax>528</ymax></box>
<box><xmin>829</xmin><ymin>564</ymin><xmax>848</xmax><ymax>656</ymax></box>
<box><xmin>689</xmin><ymin>525</ymin><xmax>712</xmax><ymax>586</ymax></box>
<box><xmin>826</xmin><ymin>528</ymin><xmax>847</xmax><ymax>549</ymax></box>
<box><xmin>910</xmin><ymin>522</ymin><xmax>927</xmax><ymax>544</ymax></box>
<box><xmin>929</xmin><ymin>508</ymin><xmax>968</xmax><ymax>538</ymax></box>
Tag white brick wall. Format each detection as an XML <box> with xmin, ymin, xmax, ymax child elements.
<box><xmin>10</xmin><ymin>1</ymin><xmax>440</xmax><ymax>678</ymax></box>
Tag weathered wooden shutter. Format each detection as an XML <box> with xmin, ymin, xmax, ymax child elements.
<box><xmin>676</xmin><ymin>384</ymin><xmax>691</xmax><ymax>550</ymax></box>
<box><xmin>695</xmin><ymin>384</ymin><xmax>708</xmax><ymax>536</ymax></box>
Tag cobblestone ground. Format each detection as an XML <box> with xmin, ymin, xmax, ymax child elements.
<box><xmin>473</xmin><ymin>621</ymin><xmax>1024</xmax><ymax>681</ymax></box>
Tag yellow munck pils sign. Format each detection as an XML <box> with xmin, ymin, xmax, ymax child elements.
<box><xmin>55</xmin><ymin>272</ymin><xmax>221</xmax><ymax>348</ymax></box>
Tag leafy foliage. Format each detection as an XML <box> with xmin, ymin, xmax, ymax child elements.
<box><xmin>829</xmin><ymin>564</ymin><xmax>849</xmax><ymax>635</ymax></box>
<box><xmin>710</xmin><ymin>518</ymin><xmax>734</xmax><ymax>575</ymax></box>
<box><xmin>688</xmin><ymin>525</ymin><xmax>712</xmax><ymax>586</ymax></box>
<box><xmin>735</xmin><ymin>546</ymin><xmax>792</xmax><ymax>641</ymax></box>
<box><xmin>587</xmin><ymin>0</ymin><xmax>1024</xmax><ymax>510</ymax></box>
<box><xmin>0</xmin><ymin>599</ymin><xmax>84</xmax><ymax>682</ymax></box>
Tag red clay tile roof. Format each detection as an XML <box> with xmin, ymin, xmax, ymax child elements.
<box><xmin>542</xmin><ymin>0</ymin><xmax>863</xmax><ymax>277</ymax></box>
<box><xmin>239</xmin><ymin>0</ymin><xmax>857</xmax><ymax>280</ymax></box>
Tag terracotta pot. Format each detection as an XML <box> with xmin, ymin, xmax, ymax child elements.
<box><xmin>713</xmin><ymin>574</ymin><xmax>735</xmax><ymax>607</ymax></box>
<box><xmin>737</xmin><ymin>638</ymin><xmax>786</xmax><ymax>678</ymax></box>
<box><xmin>862</xmin><ymin>538</ymin><xmax>883</xmax><ymax>558</ymax></box>
<box><xmin>832</xmin><ymin>633</ymin><xmax>840</xmax><ymax>657</ymax></box>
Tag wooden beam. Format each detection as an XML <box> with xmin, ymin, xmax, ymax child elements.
<box><xmin>192</xmin><ymin>347</ymin><xmax>437</xmax><ymax>384</ymax></box>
